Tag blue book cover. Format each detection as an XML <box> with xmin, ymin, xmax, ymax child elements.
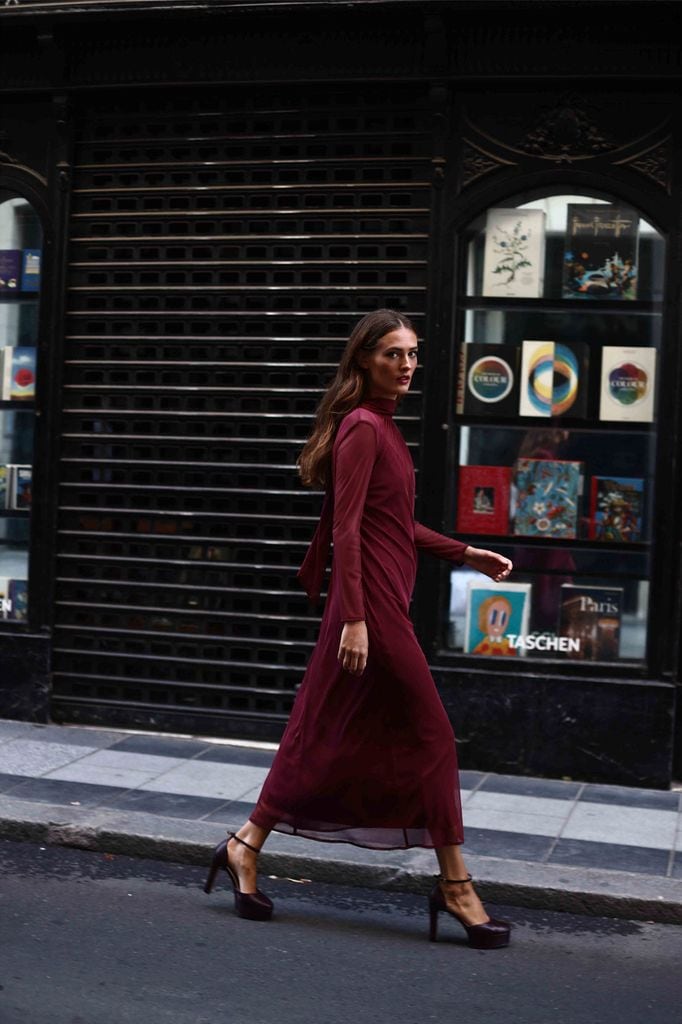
<box><xmin>21</xmin><ymin>249</ymin><xmax>41</xmax><ymax>292</ymax></box>
<box><xmin>8</xmin><ymin>579</ymin><xmax>28</xmax><ymax>621</ymax></box>
<box><xmin>512</xmin><ymin>458</ymin><xmax>583</xmax><ymax>539</ymax></box>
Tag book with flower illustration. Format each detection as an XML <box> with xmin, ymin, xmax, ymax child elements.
<box><xmin>511</xmin><ymin>458</ymin><xmax>583</xmax><ymax>539</ymax></box>
<box><xmin>482</xmin><ymin>209</ymin><xmax>546</xmax><ymax>298</ymax></box>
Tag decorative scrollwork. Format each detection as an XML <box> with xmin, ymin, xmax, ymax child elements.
<box><xmin>617</xmin><ymin>141</ymin><xmax>672</xmax><ymax>193</ymax></box>
<box><xmin>518</xmin><ymin>94</ymin><xmax>616</xmax><ymax>163</ymax></box>
<box><xmin>461</xmin><ymin>141</ymin><xmax>511</xmax><ymax>188</ymax></box>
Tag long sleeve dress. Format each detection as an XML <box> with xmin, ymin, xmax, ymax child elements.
<box><xmin>249</xmin><ymin>396</ymin><xmax>469</xmax><ymax>849</ymax></box>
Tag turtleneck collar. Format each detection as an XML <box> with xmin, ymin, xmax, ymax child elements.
<box><xmin>360</xmin><ymin>396</ymin><xmax>396</xmax><ymax>417</ymax></box>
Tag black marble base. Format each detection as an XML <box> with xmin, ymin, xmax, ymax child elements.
<box><xmin>434</xmin><ymin>665</ymin><xmax>675</xmax><ymax>789</ymax></box>
<box><xmin>0</xmin><ymin>634</ymin><xmax>50</xmax><ymax>723</ymax></box>
<box><xmin>50</xmin><ymin>702</ymin><xmax>286</xmax><ymax>744</ymax></box>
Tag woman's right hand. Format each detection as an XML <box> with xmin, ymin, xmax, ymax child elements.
<box><xmin>337</xmin><ymin>620</ymin><xmax>368</xmax><ymax>675</ymax></box>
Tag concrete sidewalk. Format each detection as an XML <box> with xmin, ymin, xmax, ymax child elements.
<box><xmin>0</xmin><ymin>717</ymin><xmax>681</xmax><ymax>924</ymax></box>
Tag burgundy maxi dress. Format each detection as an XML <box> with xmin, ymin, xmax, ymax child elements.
<box><xmin>249</xmin><ymin>396</ymin><xmax>469</xmax><ymax>850</ymax></box>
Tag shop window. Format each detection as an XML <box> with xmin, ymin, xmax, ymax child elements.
<box><xmin>0</xmin><ymin>195</ymin><xmax>42</xmax><ymax>626</ymax></box>
<box><xmin>448</xmin><ymin>194</ymin><xmax>662</xmax><ymax>665</ymax></box>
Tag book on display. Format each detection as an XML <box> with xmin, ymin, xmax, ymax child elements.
<box><xmin>482</xmin><ymin>208</ymin><xmax>546</xmax><ymax>299</ymax></box>
<box><xmin>7</xmin><ymin>579</ymin><xmax>28</xmax><ymax>621</ymax></box>
<box><xmin>511</xmin><ymin>458</ymin><xmax>583</xmax><ymax>539</ymax></box>
<box><xmin>21</xmin><ymin>249</ymin><xmax>41</xmax><ymax>293</ymax></box>
<box><xmin>0</xmin><ymin>250</ymin><xmax>21</xmax><ymax>290</ymax></box>
<box><xmin>456</xmin><ymin>343</ymin><xmax>519</xmax><ymax>417</ymax></box>
<box><xmin>518</xmin><ymin>340</ymin><xmax>589</xmax><ymax>418</ymax></box>
<box><xmin>9</xmin><ymin>465</ymin><xmax>32</xmax><ymax>510</ymax></box>
<box><xmin>464</xmin><ymin>580</ymin><xmax>532</xmax><ymax>657</ymax></box>
<box><xmin>557</xmin><ymin>584</ymin><xmax>623</xmax><ymax>660</ymax></box>
<box><xmin>1</xmin><ymin>347</ymin><xmax>37</xmax><ymax>401</ymax></box>
<box><xmin>599</xmin><ymin>346</ymin><xmax>656</xmax><ymax>423</ymax></box>
<box><xmin>589</xmin><ymin>476</ymin><xmax>644</xmax><ymax>542</ymax></box>
<box><xmin>564</xmin><ymin>204</ymin><xmax>639</xmax><ymax>299</ymax></box>
<box><xmin>456</xmin><ymin>465</ymin><xmax>512</xmax><ymax>535</ymax></box>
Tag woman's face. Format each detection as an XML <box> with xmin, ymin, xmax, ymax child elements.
<box><xmin>358</xmin><ymin>327</ymin><xmax>418</xmax><ymax>400</ymax></box>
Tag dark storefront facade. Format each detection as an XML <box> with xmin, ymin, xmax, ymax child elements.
<box><xmin>1</xmin><ymin>0</ymin><xmax>681</xmax><ymax>788</ymax></box>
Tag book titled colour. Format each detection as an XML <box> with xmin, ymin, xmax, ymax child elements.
<box><xmin>464</xmin><ymin>580</ymin><xmax>532</xmax><ymax>657</ymax></box>
<box><xmin>558</xmin><ymin>584</ymin><xmax>623</xmax><ymax>661</ymax></box>
<box><xmin>456</xmin><ymin>465</ymin><xmax>512</xmax><ymax>535</ymax></box>
<box><xmin>482</xmin><ymin>208</ymin><xmax>546</xmax><ymax>299</ymax></box>
<box><xmin>599</xmin><ymin>346</ymin><xmax>656</xmax><ymax>423</ymax></box>
<box><xmin>564</xmin><ymin>204</ymin><xmax>639</xmax><ymax>299</ymax></box>
<box><xmin>456</xmin><ymin>343</ymin><xmax>519</xmax><ymax>418</ymax></box>
<box><xmin>589</xmin><ymin>476</ymin><xmax>644</xmax><ymax>542</ymax></box>
<box><xmin>512</xmin><ymin>458</ymin><xmax>583</xmax><ymax>539</ymax></box>
<box><xmin>519</xmin><ymin>340</ymin><xmax>589</xmax><ymax>418</ymax></box>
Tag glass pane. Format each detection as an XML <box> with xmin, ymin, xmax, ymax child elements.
<box><xmin>450</xmin><ymin>192</ymin><xmax>663</xmax><ymax>664</ymax></box>
<box><xmin>0</xmin><ymin>194</ymin><xmax>41</xmax><ymax>625</ymax></box>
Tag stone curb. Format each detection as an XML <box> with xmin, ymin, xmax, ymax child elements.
<box><xmin>1</xmin><ymin>794</ymin><xmax>681</xmax><ymax>925</ymax></box>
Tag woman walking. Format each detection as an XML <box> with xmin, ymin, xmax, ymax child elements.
<box><xmin>205</xmin><ymin>309</ymin><xmax>513</xmax><ymax>948</ymax></box>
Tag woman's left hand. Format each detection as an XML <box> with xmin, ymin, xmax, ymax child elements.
<box><xmin>464</xmin><ymin>546</ymin><xmax>513</xmax><ymax>582</ymax></box>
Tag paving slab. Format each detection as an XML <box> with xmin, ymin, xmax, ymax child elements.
<box><xmin>0</xmin><ymin>740</ymin><xmax>97</xmax><ymax>776</ymax></box>
<box><xmin>562</xmin><ymin>803</ymin><xmax>678</xmax><ymax>850</ymax></box>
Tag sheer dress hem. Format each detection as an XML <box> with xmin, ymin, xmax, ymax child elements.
<box><xmin>249</xmin><ymin>809</ymin><xmax>464</xmax><ymax>851</ymax></box>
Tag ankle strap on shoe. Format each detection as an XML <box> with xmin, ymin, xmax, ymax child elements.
<box><xmin>439</xmin><ymin>873</ymin><xmax>473</xmax><ymax>884</ymax></box>
<box><xmin>227</xmin><ymin>832</ymin><xmax>262</xmax><ymax>855</ymax></box>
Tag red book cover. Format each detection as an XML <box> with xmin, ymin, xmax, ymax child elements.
<box><xmin>456</xmin><ymin>466</ymin><xmax>512</xmax><ymax>535</ymax></box>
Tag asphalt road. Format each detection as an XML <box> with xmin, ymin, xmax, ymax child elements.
<box><xmin>1</xmin><ymin>839</ymin><xmax>680</xmax><ymax>1024</ymax></box>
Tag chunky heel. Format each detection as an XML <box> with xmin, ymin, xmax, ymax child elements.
<box><xmin>427</xmin><ymin>874</ymin><xmax>510</xmax><ymax>949</ymax></box>
<box><xmin>203</xmin><ymin>832</ymin><xmax>273</xmax><ymax>921</ymax></box>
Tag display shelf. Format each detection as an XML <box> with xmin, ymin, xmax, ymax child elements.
<box><xmin>460</xmin><ymin>296</ymin><xmax>662</xmax><ymax>315</ymax></box>
<box><xmin>0</xmin><ymin>291</ymin><xmax>39</xmax><ymax>302</ymax></box>
<box><xmin>451</xmin><ymin>531</ymin><xmax>649</xmax><ymax>554</ymax></box>
<box><xmin>454</xmin><ymin>415</ymin><xmax>656</xmax><ymax>434</ymax></box>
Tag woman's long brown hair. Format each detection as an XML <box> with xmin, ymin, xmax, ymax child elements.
<box><xmin>297</xmin><ymin>308</ymin><xmax>415</xmax><ymax>489</ymax></box>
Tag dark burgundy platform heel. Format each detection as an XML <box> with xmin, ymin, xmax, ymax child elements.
<box><xmin>204</xmin><ymin>832</ymin><xmax>273</xmax><ymax>921</ymax></box>
<box><xmin>429</xmin><ymin>873</ymin><xmax>511</xmax><ymax>949</ymax></box>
